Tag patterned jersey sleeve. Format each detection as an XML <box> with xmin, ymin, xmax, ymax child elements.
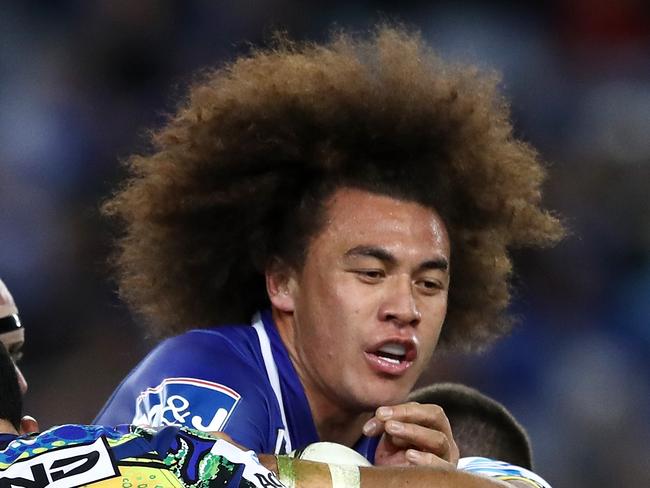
<box><xmin>458</xmin><ymin>457</ymin><xmax>552</xmax><ymax>488</ymax></box>
<box><xmin>0</xmin><ymin>424</ymin><xmax>286</xmax><ymax>488</ymax></box>
<box><xmin>94</xmin><ymin>328</ymin><xmax>282</xmax><ymax>453</ymax></box>
<box><xmin>148</xmin><ymin>425</ymin><xmax>287</xmax><ymax>488</ymax></box>
<box><xmin>205</xmin><ymin>436</ymin><xmax>287</xmax><ymax>488</ymax></box>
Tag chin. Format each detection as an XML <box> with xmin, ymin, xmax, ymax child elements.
<box><xmin>358</xmin><ymin>385</ymin><xmax>410</xmax><ymax>410</ymax></box>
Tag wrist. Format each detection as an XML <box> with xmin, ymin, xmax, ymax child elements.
<box><xmin>273</xmin><ymin>455</ymin><xmax>361</xmax><ymax>488</ymax></box>
<box><xmin>276</xmin><ymin>455</ymin><xmax>297</xmax><ymax>488</ymax></box>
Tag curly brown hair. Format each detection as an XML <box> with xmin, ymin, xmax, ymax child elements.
<box><xmin>104</xmin><ymin>27</ymin><xmax>564</xmax><ymax>351</ymax></box>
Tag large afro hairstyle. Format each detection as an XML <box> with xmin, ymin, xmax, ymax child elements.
<box><xmin>104</xmin><ymin>26</ymin><xmax>564</xmax><ymax>351</ymax></box>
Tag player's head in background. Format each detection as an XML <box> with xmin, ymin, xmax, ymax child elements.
<box><xmin>409</xmin><ymin>383</ymin><xmax>533</xmax><ymax>469</ymax></box>
<box><xmin>104</xmin><ymin>26</ymin><xmax>563</xmax><ymax>347</ymax></box>
<box><xmin>0</xmin><ymin>278</ymin><xmax>27</xmax><ymax>395</ymax></box>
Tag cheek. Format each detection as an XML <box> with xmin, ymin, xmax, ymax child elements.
<box><xmin>420</xmin><ymin>296</ymin><xmax>448</xmax><ymax>341</ymax></box>
<box><xmin>415</xmin><ymin>313</ymin><xmax>446</xmax><ymax>372</ymax></box>
<box><xmin>304</xmin><ymin>280</ymin><xmax>371</xmax><ymax>352</ymax></box>
<box><xmin>312</xmin><ymin>271</ymin><xmax>367</xmax><ymax>315</ymax></box>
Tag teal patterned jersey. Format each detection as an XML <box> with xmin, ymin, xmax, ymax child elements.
<box><xmin>0</xmin><ymin>424</ymin><xmax>284</xmax><ymax>488</ymax></box>
<box><xmin>458</xmin><ymin>456</ymin><xmax>552</xmax><ymax>488</ymax></box>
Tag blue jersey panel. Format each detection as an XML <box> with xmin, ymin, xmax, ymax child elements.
<box><xmin>96</xmin><ymin>311</ymin><xmax>375</xmax><ymax>461</ymax></box>
<box><xmin>94</xmin><ymin>325</ymin><xmax>284</xmax><ymax>453</ymax></box>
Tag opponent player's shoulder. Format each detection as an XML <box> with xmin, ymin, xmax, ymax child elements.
<box><xmin>458</xmin><ymin>457</ymin><xmax>553</xmax><ymax>488</ymax></box>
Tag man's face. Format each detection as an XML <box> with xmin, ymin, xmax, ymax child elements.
<box><xmin>0</xmin><ymin>328</ymin><xmax>27</xmax><ymax>395</ymax></box>
<box><xmin>275</xmin><ymin>188</ymin><xmax>450</xmax><ymax>412</ymax></box>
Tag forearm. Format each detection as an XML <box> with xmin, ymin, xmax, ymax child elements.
<box><xmin>259</xmin><ymin>455</ymin><xmax>510</xmax><ymax>488</ymax></box>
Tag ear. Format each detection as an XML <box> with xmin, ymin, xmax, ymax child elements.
<box><xmin>265</xmin><ymin>262</ymin><xmax>297</xmax><ymax>313</ymax></box>
<box><xmin>19</xmin><ymin>415</ymin><xmax>39</xmax><ymax>434</ymax></box>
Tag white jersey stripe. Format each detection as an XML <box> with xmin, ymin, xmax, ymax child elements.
<box><xmin>252</xmin><ymin>313</ymin><xmax>292</xmax><ymax>453</ymax></box>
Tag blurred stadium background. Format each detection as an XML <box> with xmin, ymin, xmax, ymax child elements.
<box><xmin>1</xmin><ymin>1</ymin><xmax>648</xmax><ymax>486</ymax></box>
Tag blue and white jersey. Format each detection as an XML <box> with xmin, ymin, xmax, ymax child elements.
<box><xmin>458</xmin><ymin>457</ymin><xmax>552</xmax><ymax>488</ymax></box>
<box><xmin>95</xmin><ymin>310</ymin><xmax>379</xmax><ymax>460</ymax></box>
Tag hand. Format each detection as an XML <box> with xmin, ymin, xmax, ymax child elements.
<box><xmin>363</xmin><ymin>402</ymin><xmax>459</xmax><ymax>468</ymax></box>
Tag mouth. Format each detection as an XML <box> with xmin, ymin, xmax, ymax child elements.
<box><xmin>364</xmin><ymin>339</ymin><xmax>417</xmax><ymax>376</ymax></box>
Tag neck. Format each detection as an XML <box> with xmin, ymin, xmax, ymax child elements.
<box><xmin>304</xmin><ymin>388</ymin><xmax>373</xmax><ymax>447</ymax></box>
<box><xmin>0</xmin><ymin>419</ymin><xmax>19</xmax><ymax>435</ymax></box>
<box><xmin>272</xmin><ymin>308</ymin><xmax>373</xmax><ymax>447</ymax></box>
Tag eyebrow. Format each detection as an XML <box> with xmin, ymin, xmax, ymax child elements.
<box><xmin>420</xmin><ymin>258</ymin><xmax>449</xmax><ymax>272</ymax></box>
<box><xmin>344</xmin><ymin>245</ymin><xmax>449</xmax><ymax>272</ymax></box>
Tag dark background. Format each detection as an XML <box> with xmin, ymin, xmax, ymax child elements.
<box><xmin>1</xmin><ymin>1</ymin><xmax>648</xmax><ymax>486</ymax></box>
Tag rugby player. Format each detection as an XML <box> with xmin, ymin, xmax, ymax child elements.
<box><xmin>0</xmin><ymin>342</ymin><xmax>536</xmax><ymax>487</ymax></box>
<box><xmin>95</xmin><ymin>27</ymin><xmax>563</xmax><ymax>487</ymax></box>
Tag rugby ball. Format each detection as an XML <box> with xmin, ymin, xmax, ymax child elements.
<box><xmin>290</xmin><ymin>442</ymin><xmax>372</xmax><ymax>467</ymax></box>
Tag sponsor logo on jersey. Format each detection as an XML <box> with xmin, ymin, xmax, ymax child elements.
<box><xmin>133</xmin><ymin>377</ymin><xmax>241</xmax><ymax>432</ymax></box>
<box><xmin>0</xmin><ymin>436</ymin><xmax>119</xmax><ymax>488</ymax></box>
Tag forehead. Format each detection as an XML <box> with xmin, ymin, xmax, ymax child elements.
<box><xmin>313</xmin><ymin>187</ymin><xmax>450</xmax><ymax>257</ymax></box>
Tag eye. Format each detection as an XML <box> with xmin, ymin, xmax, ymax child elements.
<box><xmin>415</xmin><ymin>279</ymin><xmax>443</xmax><ymax>295</ymax></box>
<box><xmin>355</xmin><ymin>269</ymin><xmax>385</xmax><ymax>283</ymax></box>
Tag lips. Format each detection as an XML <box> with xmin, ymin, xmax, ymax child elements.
<box><xmin>364</xmin><ymin>338</ymin><xmax>417</xmax><ymax>376</ymax></box>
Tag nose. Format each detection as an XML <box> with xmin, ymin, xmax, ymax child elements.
<box><xmin>378</xmin><ymin>275</ymin><xmax>421</xmax><ymax>327</ymax></box>
<box><xmin>15</xmin><ymin>364</ymin><xmax>28</xmax><ymax>395</ymax></box>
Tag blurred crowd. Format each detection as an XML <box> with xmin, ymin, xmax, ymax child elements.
<box><xmin>1</xmin><ymin>1</ymin><xmax>648</xmax><ymax>487</ymax></box>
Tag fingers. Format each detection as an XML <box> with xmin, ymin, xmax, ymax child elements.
<box><xmin>362</xmin><ymin>417</ymin><xmax>383</xmax><ymax>436</ymax></box>
<box><xmin>378</xmin><ymin>403</ymin><xmax>451</xmax><ymax>432</ymax></box>
<box><xmin>362</xmin><ymin>403</ymin><xmax>450</xmax><ymax>436</ymax></box>
<box><xmin>384</xmin><ymin>420</ymin><xmax>451</xmax><ymax>459</ymax></box>
<box><xmin>19</xmin><ymin>415</ymin><xmax>39</xmax><ymax>435</ymax></box>
<box><xmin>383</xmin><ymin>403</ymin><xmax>454</xmax><ymax>447</ymax></box>
<box><xmin>363</xmin><ymin>402</ymin><xmax>459</xmax><ymax>464</ymax></box>
<box><xmin>405</xmin><ymin>449</ymin><xmax>455</xmax><ymax>469</ymax></box>
<box><xmin>363</xmin><ymin>403</ymin><xmax>450</xmax><ymax>436</ymax></box>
